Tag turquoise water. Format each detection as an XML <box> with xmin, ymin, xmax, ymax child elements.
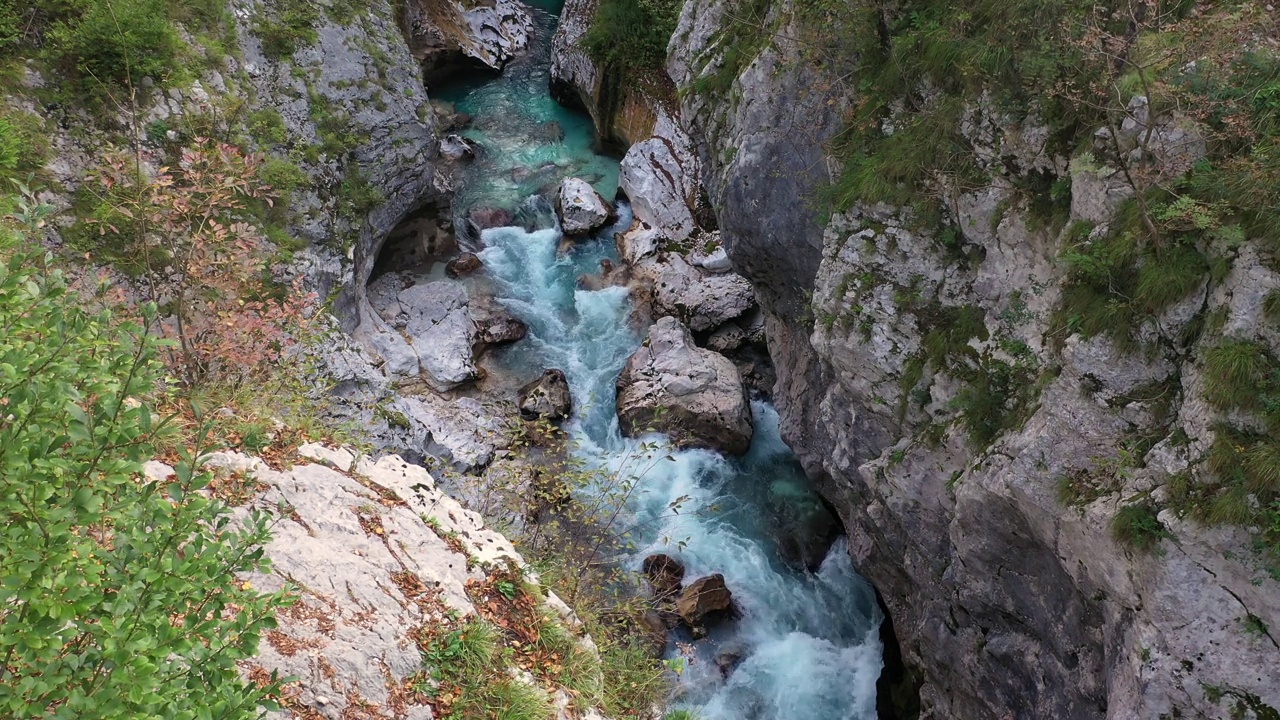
<box><xmin>433</xmin><ymin>1</ymin><xmax>619</xmax><ymax>214</ymax></box>
<box><xmin>478</xmin><ymin>222</ymin><xmax>884</xmax><ymax>719</ymax></box>
<box><xmin>438</xmin><ymin>3</ymin><xmax>885</xmax><ymax>717</ymax></box>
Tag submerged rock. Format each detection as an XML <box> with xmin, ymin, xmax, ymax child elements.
<box><xmin>517</xmin><ymin>369</ymin><xmax>572</xmax><ymax>421</ymax></box>
<box><xmin>675</xmin><ymin>574</ymin><xmax>735</xmax><ymax>631</ymax></box>
<box><xmin>556</xmin><ymin>177</ymin><xmax>613</xmax><ymax>235</ymax></box>
<box><xmin>616</xmin><ymin>317</ymin><xmax>753</xmax><ymax>454</ymax></box>
<box><xmin>577</xmin><ymin>258</ymin><xmax>630</xmax><ymax>291</ymax></box>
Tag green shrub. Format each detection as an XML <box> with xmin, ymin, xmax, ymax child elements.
<box><xmin>247</xmin><ymin>108</ymin><xmax>288</xmax><ymax>147</ymax></box>
<box><xmin>252</xmin><ymin>0</ymin><xmax>321</xmax><ymax>61</ymax></box>
<box><xmin>0</xmin><ymin>0</ymin><xmax>21</xmax><ymax>53</ymax></box>
<box><xmin>0</xmin><ymin>250</ymin><xmax>285</xmax><ymax>718</ymax></box>
<box><xmin>45</xmin><ymin>0</ymin><xmax>180</xmax><ymax>87</ymax></box>
<box><xmin>583</xmin><ymin>0</ymin><xmax>680</xmax><ymax>76</ymax></box>
<box><xmin>1112</xmin><ymin>502</ymin><xmax>1171</xmax><ymax>552</ymax></box>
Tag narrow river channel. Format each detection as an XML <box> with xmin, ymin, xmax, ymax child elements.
<box><xmin>430</xmin><ymin>2</ymin><xmax>885</xmax><ymax>716</ymax></box>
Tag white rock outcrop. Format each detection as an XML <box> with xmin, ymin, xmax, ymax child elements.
<box><xmin>557</xmin><ymin>177</ymin><xmax>613</xmax><ymax>235</ymax></box>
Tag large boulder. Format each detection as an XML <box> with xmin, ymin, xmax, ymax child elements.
<box><xmin>517</xmin><ymin>369</ymin><xmax>572</xmax><ymax>421</ymax></box>
<box><xmin>399</xmin><ymin>281</ymin><xmax>478</xmax><ymax>390</ymax></box>
<box><xmin>675</xmin><ymin>574</ymin><xmax>735</xmax><ymax>631</ymax></box>
<box><xmin>557</xmin><ymin>177</ymin><xmax>613</xmax><ymax>235</ymax></box>
<box><xmin>618</xmin><ymin>112</ymin><xmax>703</xmax><ymax>244</ymax></box>
<box><xmin>616</xmin><ymin>317</ymin><xmax>753</xmax><ymax>454</ymax></box>
<box><xmin>647</xmin><ymin>254</ymin><xmax>757</xmax><ymax>333</ymax></box>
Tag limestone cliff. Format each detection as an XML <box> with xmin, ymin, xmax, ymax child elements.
<box><xmin>668</xmin><ymin>0</ymin><xmax>1280</xmax><ymax>718</ymax></box>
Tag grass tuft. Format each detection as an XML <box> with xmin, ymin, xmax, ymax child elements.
<box><xmin>1112</xmin><ymin>502</ymin><xmax>1171</xmax><ymax>553</ymax></box>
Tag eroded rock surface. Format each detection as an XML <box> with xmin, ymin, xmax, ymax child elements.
<box><xmin>616</xmin><ymin>317</ymin><xmax>753</xmax><ymax>455</ymax></box>
<box><xmin>670</xmin><ymin>0</ymin><xmax>1280</xmax><ymax>716</ymax></box>
<box><xmin>557</xmin><ymin>177</ymin><xmax>613</xmax><ymax>235</ymax></box>
<box><xmin>402</xmin><ymin>0</ymin><xmax>531</xmax><ymax>80</ymax></box>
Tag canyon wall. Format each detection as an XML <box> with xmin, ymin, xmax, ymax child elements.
<box><xmin>667</xmin><ymin>0</ymin><xmax>1280</xmax><ymax>718</ymax></box>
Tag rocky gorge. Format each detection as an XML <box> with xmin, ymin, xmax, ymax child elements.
<box><xmin>3</xmin><ymin>0</ymin><xmax>1279</xmax><ymax>717</ymax></box>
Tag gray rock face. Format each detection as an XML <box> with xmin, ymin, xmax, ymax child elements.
<box><xmin>399</xmin><ymin>281</ymin><xmax>478</xmax><ymax>390</ymax></box>
<box><xmin>643</xmin><ymin>253</ymin><xmax>757</xmax><ymax>333</ymax></box>
<box><xmin>557</xmin><ymin>177</ymin><xmax>613</xmax><ymax>235</ymax></box>
<box><xmin>518</xmin><ymin>369</ymin><xmax>572</xmax><ymax>421</ymax></box>
<box><xmin>616</xmin><ymin>317</ymin><xmax>753</xmax><ymax>455</ymax></box>
<box><xmin>671</xmin><ymin>0</ymin><xmax>1280</xmax><ymax>718</ymax></box>
<box><xmin>619</xmin><ymin>111</ymin><xmax>703</xmax><ymax>244</ymax></box>
<box><xmin>402</xmin><ymin>0</ymin><xmax>531</xmax><ymax>79</ymax></box>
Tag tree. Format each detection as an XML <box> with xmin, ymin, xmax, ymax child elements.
<box><xmin>88</xmin><ymin>139</ymin><xmax>313</xmax><ymax>388</ymax></box>
<box><xmin>0</xmin><ymin>245</ymin><xmax>287</xmax><ymax>719</ymax></box>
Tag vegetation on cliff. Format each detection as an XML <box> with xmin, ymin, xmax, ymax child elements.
<box><xmin>688</xmin><ymin>0</ymin><xmax>1280</xmax><ymax>564</ymax></box>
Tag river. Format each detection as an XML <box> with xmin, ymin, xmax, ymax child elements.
<box><xmin>431</xmin><ymin>1</ymin><xmax>885</xmax><ymax>717</ymax></box>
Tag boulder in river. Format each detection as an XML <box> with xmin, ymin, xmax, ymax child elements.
<box><xmin>616</xmin><ymin>317</ymin><xmax>753</xmax><ymax>455</ymax></box>
<box><xmin>675</xmin><ymin>574</ymin><xmax>735</xmax><ymax>631</ymax></box>
<box><xmin>446</xmin><ymin>252</ymin><xmax>483</xmax><ymax>278</ymax></box>
<box><xmin>556</xmin><ymin>177</ymin><xmax>612</xmax><ymax>235</ymax></box>
<box><xmin>441</xmin><ymin>133</ymin><xmax>479</xmax><ymax>161</ymax></box>
<box><xmin>517</xmin><ymin>369</ymin><xmax>572</xmax><ymax>421</ymax></box>
<box><xmin>471</xmin><ymin>300</ymin><xmax>527</xmax><ymax>347</ymax></box>
<box><xmin>642</xmin><ymin>553</ymin><xmax>685</xmax><ymax>598</ymax></box>
<box><xmin>649</xmin><ymin>254</ymin><xmax>756</xmax><ymax>333</ymax></box>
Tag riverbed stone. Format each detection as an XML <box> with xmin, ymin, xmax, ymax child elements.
<box><xmin>616</xmin><ymin>317</ymin><xmax>753</xmax><ymax>454</ymax></box>
<box><xmin>675</xmin><ymin>574</ymin><xmax>735</xmax><ymax>630</ymax></box>
<box><xmin>642</xmin><ymin>553</ymin><xmax>685</xmax><ymax>598</ymax></box>
<box><xmin>517</xmin><ymin>369</ymin><xmax>572</xmax><ymax>421</ymax></box>
<box><xmin>557</xmin><ymin>177</ymin><xmax>613</xmax><ymax>235</ymax></box>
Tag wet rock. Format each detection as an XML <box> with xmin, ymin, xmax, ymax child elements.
<box><xmin>441</xmin><ymin>133</ymin><xmax>479</xmax><ymax>161</ymax></box>
<box><xmin>514</xmin><ymin>194</ymin><xmax>559</xmax><ymax>233</ymax></box>
<box><xmin>557</xmin><ymin>177</ymin><xmax>613</xmax><ymax>235</ymax></box>
<box><xmin>399</xmin><ymin>282</ymin><xmax>478</xmax><ymax>391</ymax></box>
<box><xmin>471</xmin><ymin>300</ymin><xmax>526</xmax><ymax>347</ymax></box>
<box><xmin>715</xmin><ymin>650</ymin><xmax>744</xmax><ymax>679</ymax></box>
<box><xmin>517</xmin><ymin>369</ymin><xmax>572</xmax><ymax>421</ymax></box>
<box><xmin>616</xmin><ymin>317</ymin><xmax>753</xmax><ymax>454</ymax></box>
<box><xmin>467</xmin><ymin>206</ymin><xmax>513</xmax><ymax>232</ymax></box>
<box><xmin>642</xmin><ymin>553</ymin><xmax>685</xmax><ymax>598</ymax></box>
<box><xmin>446</xmin><ymin>252</ymin><xmax>483</xmax><ymax>278</ymax></box>
<box><xmin>577</xmin><ymin>258</ymin><xmax>630</xmax><ymax>291</ymax></box>
<box><xmin>639</xmin><ymin>610</ymin><xmax>670</xmax><ymax>657</ymax></box>
<box><xmin>675</xmin><ymin>574</ymin><xmax>735</xmax><ymax>630</ymax></box>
